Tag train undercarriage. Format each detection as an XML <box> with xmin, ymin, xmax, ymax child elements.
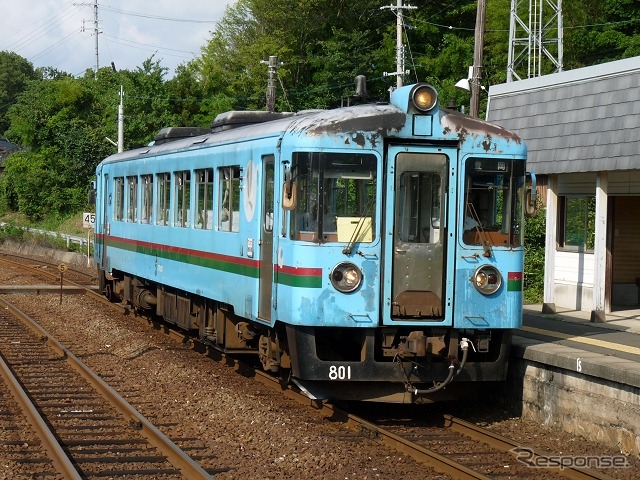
<box><xmin>100</xmin><ymin>269</ymin><xmax>512</xmax><ymax>403</ymax></box>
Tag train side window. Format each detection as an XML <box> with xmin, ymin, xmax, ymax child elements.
<box><xmin>174</xmin><ymin>170</ymin><xmax>191</xmax><ymax>228</ymax></box>
<box><xmin>141</xmin><ymin>175</ymin><xmax>153</xmax><ymax>224</ymax></box>
<box><xmin>126</xmin><ymin>176</ymin><xmax>138</xmax><ymax>222</ymax></box>
<box><xmin>264</xmin><ymin>160</ymin><xmax>274</xmax><ymax>232</ymax></box>
<box><xmin>156</xmin><ymin>172</ymin><xmax>170</xmax><ymax>226</ymax></box>
<box><xmin>195</xmin><ymin>168</ymin><xmax>213</xmax><ymax>230</ymax></box>
<box><xmin>114</xmin><ymin>177</ymin><xmax>124</xmax><ymax>221</ymax></box>
<box><xmin>218</xmin><ymin>166</ymin><xmax>240</xmax><ymax>233</ymax></box>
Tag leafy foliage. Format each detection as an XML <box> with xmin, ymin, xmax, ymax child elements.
<box><xmin>524</xmin><ymin>202</ymin><xmax>547</xmax><ymax>304</ymax></box>
<box><xmin>0</xmin><ymin>51</ymin><xmax>37</xmax><ymax>133</ymax></box>
<box><xmin>2</xmin><ymin>0</ymin><xmax>640</xmax><ymax>226</ymax></box>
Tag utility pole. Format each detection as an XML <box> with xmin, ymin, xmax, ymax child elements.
<box><xmin>76</xmin><ymin>0</ymin><xmax>101</xmax><ymax>78</ymax></box>
<box><xmin>118</xmin><ymin>86</ymin><xmax>124</xmax><ymax>153</ymax></box>
<box><xmin>93</xmin><ymin>0</ymin><xmax>99</xmax><ymax>76</ymax></box>
<box><xmin>381</xmin><ymin>0</ymin><xmax>416</xmax><ymax>89</ymax></box>
<box><xmin>470</xmin><ymin>0</ymin><xmax>486</xmax><ymax>118</ymax></box>
<box><xmin>261</xmin><ymin>56</ymin><xmax>282</xmax><ymax>112</ymax></box>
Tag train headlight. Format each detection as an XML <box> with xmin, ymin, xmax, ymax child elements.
<box><xmin>330</xmin><ymin>262</ymin><xmax>363</xmax><ymax>293</ymax></box>
<box><xmin>411</xmin><ymin>84</ymin><xmax>438</xmax><ymax>112</ymax></box>
<box><xmin>471</xmin><ymin>265</ymin><xmax>502</xmax><ymax>295</ymax></box>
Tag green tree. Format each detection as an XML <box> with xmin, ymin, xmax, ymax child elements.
<box><xmin>0</xmin><ymin>52</ymin><xmax>37</xmax><ymax>135</ymax></box>
<box><xmin>2</xmin><ymin>70</ymin><xmax>112</xmax><ymax>218</ymax></box>
<box><xmin>121</xmin><ymin>56</ymin><xmax>178</xmax><ymax>147</ymax></box>
<box><xmin>0</xmin><ymin>147</ymin><xmax>86</xmax><ymax>219</ymax></box>
<box><xmin>195</xmin><ymin>0</ymin><xmax>396</xmax><ymax>111</ymax></box>
<box><xmin>524</xmin><ymin>202</ymin><xmax>546</xmax><ymax>304</ymax></box>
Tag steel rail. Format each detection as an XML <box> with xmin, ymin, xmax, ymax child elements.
<box><xmin>0</xmin><ymin>254</ymin><xmax>95</xmax><ymax>282</ymax></box>
<box><xmin>248</xmin><ymin>368</ymin><xmax>491</xmax><ymax>480</ymax></box>
<box><xmin>0</xmin><ymin>295</ymin><xmax>213</xmax><ymax>480</ymax></box>
<box><xmin>0</xmin><ymin>352</ymin><xmax>82</xmax><ymax>480</ymax></box>
<box><xmin>1</xmin><ymin>255</ymin><xmax>619</xmax><ymax>480</ymax></box>
<box><xmin>443</xmin><ymin>414</ymin><xmax>618</xmax><ymax>480</ymax></box>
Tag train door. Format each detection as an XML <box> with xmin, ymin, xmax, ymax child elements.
<box><xmin>101</xmin><ymin>172</ymin><xmax>109</xmax><ymax>270</ymax></box>
<box><xmin>258</xmin><ymin>157</ymin><xmax>275</xmax><ymax>321</ymax></box>
<box><xmin>382</xmin><ymin>147</ymin><xmax>454</xmax><ymax>326</ymax></box>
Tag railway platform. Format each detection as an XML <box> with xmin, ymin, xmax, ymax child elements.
<box><xmin>509</xmin><ymin>304</ymin><xmax>640</xmax><ymax>456</ymax></box>
<box><xmin>516</xmin><ymin>304</ymin><xmax>640</xmax><ymax>387</ymax></box>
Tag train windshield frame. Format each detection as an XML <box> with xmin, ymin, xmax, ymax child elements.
<box><xmin>462</xmin><ymin>157</ymin><xmax>525</xmax><ymax>248</ymax></box>
<box><xmin>290</xmin><ymin>152</ymin><xmax>377</xmax><ymax>244</ymax></box>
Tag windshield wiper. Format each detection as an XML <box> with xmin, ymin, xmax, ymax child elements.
<box><xmin>467</xmin><ymin>203</ymin><xmax>492</xmax><ymax>258</ymax></box>
<box><xmin>342</xmin><ymin>195</ymin><xmax>376</xmax><ymax>255</ymax></box>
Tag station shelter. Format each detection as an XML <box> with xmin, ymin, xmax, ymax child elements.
<box><xmin>486</xmin><ymin>56</ymin><xmax>640</xmax><ymax>321</ymax></box>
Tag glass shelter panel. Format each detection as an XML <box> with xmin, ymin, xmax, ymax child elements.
<box><xmin>560</xmin><ymin>196</ymin><xmax>595</xmax><ymax>252</ymax></box>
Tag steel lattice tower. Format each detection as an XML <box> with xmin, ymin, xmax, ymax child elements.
<box><xmin>507</xmin><ymin>0</ymin><xmax>563</xmax><ymax>82</ymax></box>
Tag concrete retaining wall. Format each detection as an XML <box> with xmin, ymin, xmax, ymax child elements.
<box><xmin>507</xmin><ymin>358</ymin><xmax>640</xmax><ymax>457</ymax></box>
<box><xmin>0</xmin><ymin>239</ymin><xmax>94</xmax><ymax>270</ymax></box>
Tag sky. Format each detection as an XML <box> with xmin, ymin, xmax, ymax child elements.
<box><xmin>0</xmin><ymin>0</ymin><xmax>237</xmax><ymax>77</ymax></box>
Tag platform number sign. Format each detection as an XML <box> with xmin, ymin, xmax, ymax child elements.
<box><xmin>83</xmin><ymin>212</ymin><xmax>96</xmax><ymax>229</ymax></box>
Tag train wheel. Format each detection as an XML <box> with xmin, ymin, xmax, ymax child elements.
<box><xmin>104</xmin><ymin>281</ymin><xmax>116</xmax><ymax>302</ymax></box>
<box><xmin>279</xmin><ymin>368</ymin><xmax>292</xmax><ymax>389</ymax></box>
<box><xmin>258</xmin><ymin>335</ymin><xmax>280</xmax><ymax>373</ymax></box>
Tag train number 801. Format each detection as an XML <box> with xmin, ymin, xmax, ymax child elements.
<box><xmin>328</xmin><ymin>365</ymin><xmax>351</xmax><ymax>380</ymax></box>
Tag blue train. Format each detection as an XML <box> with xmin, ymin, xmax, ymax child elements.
<box><xmin>93</xmin><ymin>82</ymin><xmax>528</xmax><ymax>403</ymax></box>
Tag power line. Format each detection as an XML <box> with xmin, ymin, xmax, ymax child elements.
<box><xmin>100</xmin><ymin>5</ymin><xmax>222</xmax><ymax>24</ymax></box>
<box><xmin>101</xmin><ymin>34</ymin><xmax>196</xmax><ymax>58</ymax></box>
<box><xmin>3</xmin><ymin>5</ymin><xmax>81</xmax><ymax>52</ymax></box>
<box><xmin>411</xmin><ymin>15</ymin><xmax>639</xmax><ymax>33</ymax></box>
<box><xmin>30</xmin><ymin>30</ymin><xmax>82</xmax><ymax>63</ymax></box>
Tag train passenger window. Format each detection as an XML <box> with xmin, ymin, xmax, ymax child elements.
<box><xmin>219</xmin><ymin>166</ymin><xmax>240</xmax><ymax>232</ymax></box>
<box><xmin>174</xmin><ymin>170</ymin><xmax>191</xmax><ymax>228</ymax></box>
<box><xmin>290</xmin><ymin>152</ymin><xmax>377</xmax><ymax>243</ymax></box>
<box><xmin>114</xmin><ymin>177</ymin><xmax>124</xmax><ymax>221</ymax></box>
<box><xmin>463</xmin><ymin>158</ymin><xmax>524</xmax><ymax>247</ymax></box>
<box><xmin>397</xmin><ymin>172</ymin><xmax>442</xmax><ymax>243</ymax></box>
<box><xmin>156</xmin><ymin>172</ymin><xmax>170</xmax><ymax>226</ymax></box>
<box><xmin>195</xmin><ymin>168</ymin><xmax>213</xmax><ymax>230</ymax></box>
<box><xmin>141</xmin><ymin>175</ymin><xmax>153</xmax><ymax>224</ymax></box>
<box><xmin>264</xmin><ymin>161</ymin><xmax>274</xmax><ymax>232</ymax></box>
<box><xmin>126</xmin><ymin>176</ymin><xmax>138</xmax><ymax>222</ymax></box>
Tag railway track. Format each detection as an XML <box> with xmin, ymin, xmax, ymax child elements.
<box><xmin>251</xmin><ymin>369</ymin><xmax>620</xmax><ymax>480</ymax></box>
<box><xmin>0</xmin><ymin>252</ymin><xmax>96</xmax><ymax>284</ymax></box>
<box><xmin>0</xmin><ymin>295</ymin><xmax>218</xmax><ymax>479</ymax></box>
<box><xmin>0</xmin><ymin>252</ymin><xmax>628</xmax><ymax>479</ymax></box>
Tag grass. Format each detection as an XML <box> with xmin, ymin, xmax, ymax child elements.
<box><xmin>0</xmin><ymin>211</ymin><xmax>87</xmax><ymax>235</ymax></box>
<box><xmin>0</xmin><ymin>211</ymin><xmax>92</xmax><ymax>254</ymax></box>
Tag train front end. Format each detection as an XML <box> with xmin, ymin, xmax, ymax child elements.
<box><xmin>278</xmin><ymin>83</ymin><xmax>527</xmax><ymax>403</ymax></box>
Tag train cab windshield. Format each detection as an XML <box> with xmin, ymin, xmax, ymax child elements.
<box><xmin>290</xmin><ymin>152</ymin><xmax>377</xmax><ymax>244</ymax></box>
<box><xmin>463</xmin><ymin>157</ymin><xmax>525</xmax><ymax>248</ymax></box>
